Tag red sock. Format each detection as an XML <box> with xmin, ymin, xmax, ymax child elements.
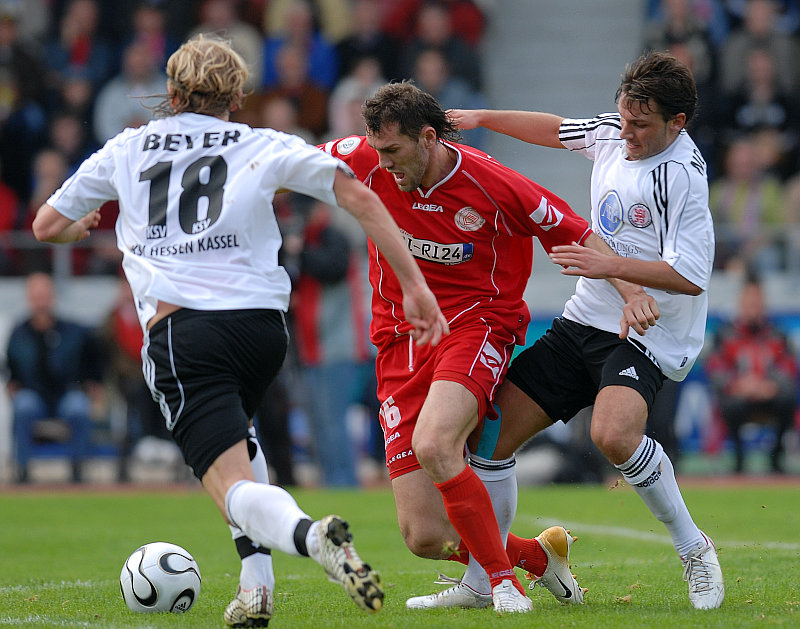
<box><xmin>447</xmin><ymin>535</ymin><xmax>548</xmax><ymax>577</ymax></box>
<box><xmin>435</xmin><ymin>466</ymin><xmax>523</xmax><ymax>593</ymax></box>
<box><xmin>507</xmin><ymin>533</ymin><xmax>547</xmax><ymax>576</ymax></box>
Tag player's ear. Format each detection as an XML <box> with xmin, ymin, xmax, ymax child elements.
<box><xmin>420</xmin><ymin>125</ymin><xmax>437</xmax><ymax>147</ymax></box>
<box><xmin>669</xmin><ymin>113</ymin><xmax>686</xmax><ymax>133</ymax></box>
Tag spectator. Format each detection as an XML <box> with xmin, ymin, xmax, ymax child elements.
<box><xmin>47</xmin><ymin>65</ymin><xmax>95</xmax><ymax>122</ymax></box>
<box><xmin>92</xmin><ymin>40</ymin><xmax>166</xmax><ymax>144</ymax></box>
<box><xmin>187</xmin><ymin>0</ymin><xmax>264</xmax><ymax>90</ymax></box>
<box><xmin>0</xmin><ymin>2</ymin><xmax>46</xmax><ymax>109</ymax></box>
<box><xmin>335</xmin><ymin>0</ymin><xmax>400</xmax><ymax>80</ymax></box>
<box><xmin>261</xmin><ymin>0</ymin><xmax>339</xmax><ymax>91</ymax></box>
<box><xmin>644</xmin><ymin>0</ymin><xmax>717</xmax><ymax>88</ymax></box>
<box><xmin>122</xmin><ymin>1</ymin><xmax>180</xmax><ymax>70</ymax></box>
<box><xmin>0</xmin><ymin>8</ymin><xmax>49</xmax><ymax>202</ymax></box>
<box><xmin>719</xmin><ymin>0</ymin><xmax>799</xmax><ymax>95</ymax></box>
<box><xmin>709</xmin><ymin>134</ymin><xmax>786</xmax><ymax>271</ymax></box>
<box><xmin>48</xmin><ymin>110</ymin><xmax>98</xmax><ymax>176</ymax></box>
<box><xmin>411</xmin><ymin>47</ymin><xmax>487</xmax><ymax>149</ymax></box>
<box><xmin>254</xmin><ymin>376</ymin><xmax>298</xmax><ymax>488</ymax></box>
<box><xmin>722</xmin><ymin>46</ymin><xmax>800</xmax><ymax>176</ymax></box>
<box><xmin>705</xmin><ymin>275</ymin><xmax>799</xmax><ymax>473</ymax></box>
<box><xmin>43</xmin><ymin>0</ymin><xmax>115</xmax><ymax>92</ymax></box>
<box><xmin>264</xmin><ymin>0</ymin><xmax>353</xmax><ymax>44</ymax></box>
<box><xmin>247</xmin><ymin>93</ymin><xmax>316</xmax><ymax>145</ymax></box>
<box><xmin>15</xmin><ymin>148</ymin><xmax>68</xmax><ymax>273</ymax></box>
<box><xmin>0</xmin><ymin>160</ymin><xmax>19</xmax><ymax>273</ymax></box>
<box><xmin>247</xmin><ymin>43</ymin><xmax>330</xmax><ymax>138</ymax></box>
<box><xmin>99</xmin><ymin>275</ymin><xmax>176</xmax><ymax>482</ymax></box>
<box><xmin>0</xmin><ymin>0</ymin><xmax>51</xmax><ymax>44</ymax></box>
<box><xmin>666</xmin><ymin>39</ymin><xmax>724</xmax><ymax>177</ymax></box>
<box><xmin>5</xmin><ymin>272</ymin><xmax>104</xmax><ymax>483</ymax></box>
<box><xmin>382</xmin><ymin>0</ymin><xmax>486</xmax><ymax>48</ymax></box>
<box><xmin>285</xmin><ymin>200</ymin><xmax>374</xmax><ymax>486</ymax></box>
<box><xmin>325</xmin><ymin>55</ymin><xmax>383</xmax><ymax>139</ymax></box>
<box><xmin>398</xmin><ymin>2</ymin><xmax>483</xmax><ymax>91</ymax></box>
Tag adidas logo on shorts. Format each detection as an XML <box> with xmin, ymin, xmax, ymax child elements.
<box><xmin>618</xmin><ymin>366</ymin><xmax>639</xmax><ymax>380</ymax></box>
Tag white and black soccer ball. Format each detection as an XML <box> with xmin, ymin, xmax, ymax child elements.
<box><xmin>120</xmin><ymin>542</ymin><xmax>201</xmax><ymax>613</ymax></box>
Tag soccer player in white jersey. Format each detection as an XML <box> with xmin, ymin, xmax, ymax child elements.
<box><xmin>449</xmin><ymin>50</ymin><xmax>724</xmax><ymax>610</ymax></box>
<box><xmin>32</xmin><ymin>35</ymin><xmax>449</xmax><ymax>627</ymax></box>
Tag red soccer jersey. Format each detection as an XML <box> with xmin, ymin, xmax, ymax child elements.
<box><xmin>322</xmin><ymin>136</ymin><xmax>591</xmax><ymax>347</ymax></box>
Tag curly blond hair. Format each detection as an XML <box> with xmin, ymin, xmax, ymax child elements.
<box><xmin>157</xmin><ymin>34</ymin><xmax>248</xmax><ymax>117</ymax></box>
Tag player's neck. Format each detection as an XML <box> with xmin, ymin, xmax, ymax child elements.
<box><xmin>421</xmin><ymin>141</ymin><xmax>457</xmax><ymax>189</ymax></box>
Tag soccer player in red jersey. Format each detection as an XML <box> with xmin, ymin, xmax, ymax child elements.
<box><xmin>322</xmin><ymin>82</ymin><xmax>650</xmax><ymax>611</ymax></box>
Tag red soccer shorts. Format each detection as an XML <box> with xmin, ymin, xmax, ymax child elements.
<box><xmin>375</xmin><ymin>321</ymin><xmax>518</xmax><ymax>479</ymax></box>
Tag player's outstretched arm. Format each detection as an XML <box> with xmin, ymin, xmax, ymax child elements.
<box><xmin>448</xmin><ymin>109</ymin><xmax>565</xmax><ymax>148</ymax></box>
<box><xmin>567</xmin><ymin>233</ymin><xmax>662</xmax><ymax>338</ymax></box>
<box><xmin>332</xmin><ymin>167</ymin><xmax>449</xmax><ymax>346</ymax></box>
<box><xmin>33</xmin><ymin>204</ymin><xmax>101</xmax><ymax>243</ymax></box>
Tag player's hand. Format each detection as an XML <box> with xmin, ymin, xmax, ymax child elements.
<box><xmin>71</xmin><ymin>209</ymin><xmax>101</xmax><ymax>242</ymax></box>
<box><xmin>447</xmin><ymin>109</ymin><xmax>480</xmax><ymax>130</ymax></box>
<box><xmin>549</xmin><ymin>242</ymin><xmax>617</xmax><ymax>278</ymax></box>
<box><xmin>403</xmin><ymin>285</ymin><xmax>450</xmax><ymax>347</ymax></box>
<box><xmin>619</xmin><ymin>289</ymin><xmax>659</xmax><ymax>338</ymax></box>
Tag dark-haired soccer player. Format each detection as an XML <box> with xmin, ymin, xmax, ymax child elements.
<box><xmin>450</xmin><ymin>50</ymin><xmax>723</xmax><ymax>610</ymax></box>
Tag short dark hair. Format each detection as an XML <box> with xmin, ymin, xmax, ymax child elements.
<box><xmin>362</xmin><ymin>81</ymin><xmax>461</xmax><ymax>142</ymax></box>
<box><xmin>615</xmin><ymin>51</ymin><xmax>698</xmax><ymax>125</ymax></box>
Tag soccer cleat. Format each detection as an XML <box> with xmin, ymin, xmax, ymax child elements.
<box><xmin>527</xmin><ymin>526</ymin><xmax>585</xmax><ymax>605</ymax></box>
<box><xmin>314</xmin><ymin>515</ymin><xmax>384</xmax><ymax>613</ymax></box>
<box><xmin>681</xmin><ymin>533</ymin><xmax>724</xmax><ymax>610</ymax></box>
<box><xmin>406</xmin><ymin>573</ymin><xmax>492</xmax><ymax>609</ymax></box>
<box><xmin>223</xmin><ymin>585</ymin><xmax>273</xmax><ymax>627</ymax></box>
<box><xmin>492</xmin><ymin>579</ymin><xmax>533</xmax><ymax>614</ymax></box>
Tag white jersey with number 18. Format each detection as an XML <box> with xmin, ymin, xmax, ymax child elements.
<box><xmin>47</xmin><ymin>112</ymin><xmax>343</xmax><ymax>330</ymax></box>
<box><xmin>558</xmin><ymin>113</ymin><xmax>714</xmax><ymax>381</ymax></box>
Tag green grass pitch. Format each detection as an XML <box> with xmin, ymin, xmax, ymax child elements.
<box><xmin>1</xmin><ymin>483</ymin><xmax>798</xmax><ymax>628</ymax></box>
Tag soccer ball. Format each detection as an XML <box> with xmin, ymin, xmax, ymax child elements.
<box><xmin>120</xmin><ymin>542</ymin><xmax>201</xmax><ymax>613</ymax></box>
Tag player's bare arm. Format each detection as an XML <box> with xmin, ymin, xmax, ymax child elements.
<box><xmin>33</xmin><ymin>205</ymin><xmax>101</xmax><ymax>243</ymax></box>
<box><xmin>447</xmin><ymin>109</ymin><xmax>565</xmax><ymax>148</ymax></box>
<box><xmin>332</xmin><ymin>167</ymin><xmax>449</xmax><ymax>346</ymax></box>
<box><xmin>579</xmin><ymin>233</ymin><xmax>660</xmax><ymax>338</ymax></box>
<box><xmin>550</xmin><ymin>242</ymin><xmax>702</xmax><ymax>295</ymax></box>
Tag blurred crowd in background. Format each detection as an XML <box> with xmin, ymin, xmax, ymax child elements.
<box><xmin>1</xmin><ymin>0</ymin><xmax>800</xmax><ymax>484</ymax></box>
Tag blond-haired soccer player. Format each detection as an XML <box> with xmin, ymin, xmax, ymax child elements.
<box><xmin>33</xmin><ymin>35</ymin><xmax>448</xmax><ymax>627</ymax></box>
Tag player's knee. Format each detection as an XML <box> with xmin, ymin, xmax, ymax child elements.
<box><xmin>400</xmin><ymin>524</ymin><xmax>450</xmax><ymax>559</ymax></box>
<box><xmin>590</xmin><ymin>422</ymin><xmax>629</xmax><ymax>462</ymax></box>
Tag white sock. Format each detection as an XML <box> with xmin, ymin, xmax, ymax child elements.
<box><xmin>229</xmin><ymin>525</ymin><xmax>275</xmax><ymax>590</ymax></box>
<box><xmin>247</xmin><ymin>425</ymin><xmax>271</xmax><ymax>484</ymax></box>
<box><xmin>616</xmin><ymin>436</ymin><xmax>704</xmax><ymax>557</ymax></box>
<box><xmin>458</xmin><ymin>453</ymin><xmax>517</xmax><ymax>595</ymax></box>
<box><xmin>226</xmin><ymin>480</ymin><xmax>310</xmax><ymax>556</ymax></box>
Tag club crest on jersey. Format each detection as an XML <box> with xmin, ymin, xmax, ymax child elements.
<box><xmin>627</xmin><ymin>203</ymin><xmax>652</xmax><ymax>228</ymax></box>
<box><xmin>454</xmin><ymin>207</ymin><xmax>485</xmax><ymax>231</ymax></box>
<box><xmin>599</xmin><ymin>190</ymin><xmax>623</xmax><ymax>235</ymax></box>
<box><xmin>336</xmin><ymin>136</ymin><xmax>361</xmax><ymax>155</ymax></box>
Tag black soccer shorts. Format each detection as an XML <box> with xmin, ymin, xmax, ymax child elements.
<box><xmin>506</xmin><ymin>316</ymin><xmax>665</xmax><ymax>423</ymax></box>
<box><xmin>144</xmin><ymin>308</ymin><xmax>288</xmax><ymax>479</ymax></box>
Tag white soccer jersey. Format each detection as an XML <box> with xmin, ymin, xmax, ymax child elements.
<box><xmin>558</xmin><ymin>114</ymin><xmax>714</xmax><ymax>381</ymax></box>
<box><xmin>48</xmin><ymin>112</ymin><xmax>342</xmax><ymax>330</ymax></box>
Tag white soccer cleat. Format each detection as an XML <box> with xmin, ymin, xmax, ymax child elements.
<box><xmin>406</xmin><ymin>574</ymin><xmax>492</xmax><ymax>609</ymax></box>
<box><xmin>223</xmin><ymin>585</ymin><xmax>273</xmax><ymax>627</ymax></box>
<box><xmin>681</xmin><ymin>533</ymin><xmax>724</xmax><ymax>610</ymax></box>
<box><xmin>314</xmin><ymin>515</ymin><xmax>384</xmax><ymax>613</ymax></box>
<box><xmin>492</xmin><ymin>579</ymin><xmax>533</xmax><ymax>614</ymax></box>
<box><xmin>528</xmin><ymin>526</ymin><xmax>585</xmax><ymax>605</ymax></box>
